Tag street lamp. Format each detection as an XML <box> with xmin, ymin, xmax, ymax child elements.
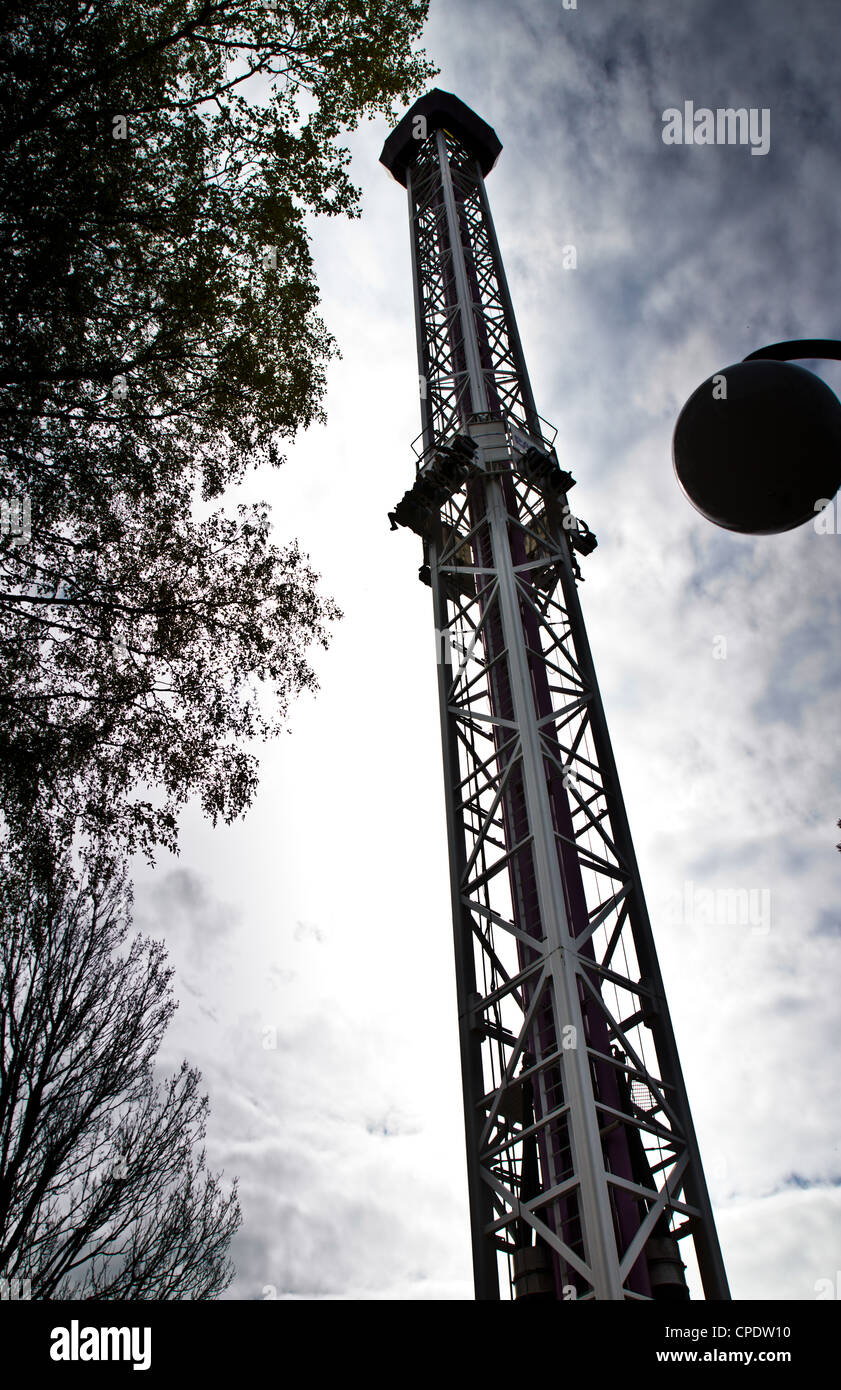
<box><xmin>672</xmin><ymin>340</ymin><xmax>841</xmax><ymax>533</ymax></box>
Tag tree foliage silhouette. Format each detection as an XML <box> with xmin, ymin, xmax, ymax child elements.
<box><xmin>0</xmin><ymin>0</ymin><xmax>435</xmax><ymax>854</ymax></box>
<box><xmin>0</xmin><ymin>836</ymin><xmax>240</xmax><ymax>1299</ymax></box>
<box><xmin>0</xmin><ymin>0</ymin><xmax>436</xmax><ymax>1302</ymax></box>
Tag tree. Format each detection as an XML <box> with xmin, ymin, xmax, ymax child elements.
<box><xmin>0</xmin><ymin>0</ymin><xmax>436</xmax><ymax>853</ymax></box>
<box><xmin>0</xmin><ymin>1</ymin><xmax>435</xmax><ymax>504</ymax></box>
<box><xmin>0</xmin><ymin>832</ymin><xmax>241</xmax><ymax>1299</ymax></box>
<box><xmin>1</xmin><ymin>496</ymin><xmax>341</xmax><ymax>857</ymax></box>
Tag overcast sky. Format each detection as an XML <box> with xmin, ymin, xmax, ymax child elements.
<box><xmin>131</xmin><ymin>0</ymin><xmax>841</xmax><ymax>1301</ymax></box>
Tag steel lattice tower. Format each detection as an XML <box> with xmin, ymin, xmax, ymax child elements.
<box><xmin>380</xmin><ymin>90</ymin><xmax>729</xmax><ymax>1302</ymax></box>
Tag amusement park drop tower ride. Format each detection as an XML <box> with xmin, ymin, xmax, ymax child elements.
<box><xmin>380</xmin><ymin>90</ymin><xmax>729</xmax><ymax>1302</ymax></box>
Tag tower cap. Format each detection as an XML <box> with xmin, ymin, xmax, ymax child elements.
<box><xmin>379</xmin><ymin>88</ymin><xmax>502</xmax><ymax>187</ymax></box>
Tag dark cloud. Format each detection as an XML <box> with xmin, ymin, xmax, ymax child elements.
<box><xmin>135</xmin><ymin>866</ymin><xmax>240</xmax><ymax>966</ymax></box>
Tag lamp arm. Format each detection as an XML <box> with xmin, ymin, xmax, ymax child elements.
<box><xmin>743</xmin><ymin>339</ymin><xmax>841</xmax><ymax>363</ymax></box>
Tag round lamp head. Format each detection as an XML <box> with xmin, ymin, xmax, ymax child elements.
<box><xmin>672</xmin><ymin>359</ymin><xmax>841</xmax><ymax>534</ymax></box>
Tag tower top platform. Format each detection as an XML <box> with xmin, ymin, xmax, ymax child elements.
<box><xmin>379</xmin><ymin>88</ymin><xmax>502</xmax><ymax>187</ymax></box>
